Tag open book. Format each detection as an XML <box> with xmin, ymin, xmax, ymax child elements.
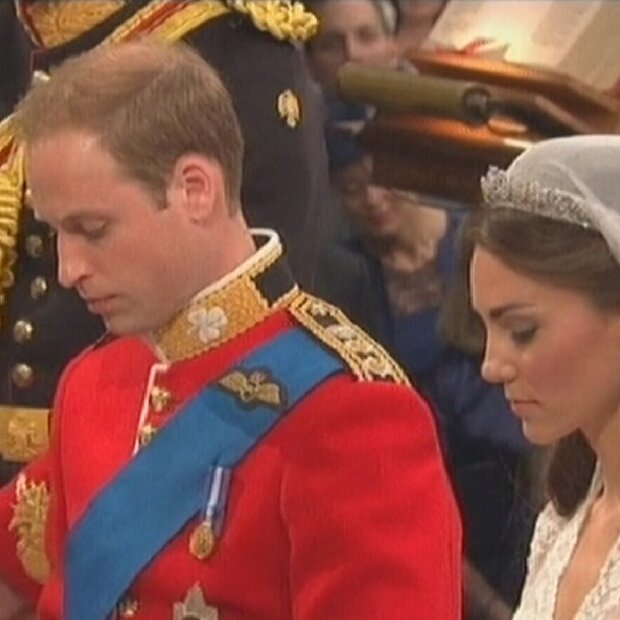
<box><xmin>425</xmin><ymin>0</ymin><xmax>620</xmax><ymax>93</ymax></box>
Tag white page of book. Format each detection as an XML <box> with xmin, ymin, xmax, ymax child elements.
<box><xmin>425</xmin><ymin>0</ymin><xmax>620</xmax><ymax>90</ymax></box>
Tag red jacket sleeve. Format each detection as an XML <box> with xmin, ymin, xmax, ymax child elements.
<box><xmin>281</xmin><ymin>377</ymin><xmax>463</xmax><ymax>619</ymax></box>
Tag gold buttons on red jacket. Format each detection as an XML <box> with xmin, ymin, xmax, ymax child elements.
<box><xmin>149</xmin><ymin>385</ymin><xmax>172</xmax><ymax>413</ymax></box>
<box><xmin>138</xmin><ymin>424</ymin><xmax>157</xmax><ymax>447</ymax></box>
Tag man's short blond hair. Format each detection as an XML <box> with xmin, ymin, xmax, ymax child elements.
<box><xmin>15</xmin><ymin>39</ymin><xmax>244</xmax><ymax>209</ymax></box>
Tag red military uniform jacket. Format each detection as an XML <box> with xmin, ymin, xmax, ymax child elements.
<box><xmin>0</xmin><ymin>233</ymin><xmax>462</xmax><ymax>619</ymax></box>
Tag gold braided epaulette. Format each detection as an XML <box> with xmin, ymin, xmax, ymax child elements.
<box><xmin>0</xmin><ymin>115</ymin><xmax>25</xmax><ymax>312</ymax></box>
<box><xmin>290</xmin><ymin>293</ymin><xmax>410</xmax><ymax>385</ymax></box>
<box><xmin>9</xmin><ymin>474</ymin><xmax>51</xmax><ymax>585</ymax></box>
<box><xmin>227</xmin><ymin>0</ymin><xmax>318</xmax><ymax>42</ymax></box>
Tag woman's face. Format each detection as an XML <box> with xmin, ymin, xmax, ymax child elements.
<box><xmin>470</xmin><ymin>246</ymin><xmax>620</xmax><ymax>445</ymax></box>
<box><xmin>333</xmin><ymin>156</ymin><xmax>403</xmax><ymax>240</ymax></box>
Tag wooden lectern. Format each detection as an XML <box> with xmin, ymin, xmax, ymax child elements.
<box><xmin>339</xmin><ymin>51</ymin><xmax>620</xmax><ymax>204</ymax></box>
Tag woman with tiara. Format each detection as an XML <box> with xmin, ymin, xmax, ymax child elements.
<box><xmin>467</xmin><ymin>135</ymin><xmax>620</xmax><ymax>619</ymax></box>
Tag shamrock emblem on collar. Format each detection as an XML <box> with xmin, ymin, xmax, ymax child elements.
<box><xmin>187</xmin><ymin>306</ymin><xmax>229</xmax><ymax>344</ymax></box>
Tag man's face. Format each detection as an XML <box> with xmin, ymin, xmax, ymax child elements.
<box><xmin>307</xmin><ymin>0</ymin><xmax>397</xmax><ymax>94</ymax></box>
<box><xmin>27</xmin><ymin>130</ymin><xmax>197</xmax><ymax>335</ymax></box>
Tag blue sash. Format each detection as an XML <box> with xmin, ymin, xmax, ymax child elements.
<box><xmin>65</xmin><ymin>327</ymin><xmax>343</xmax><ymax>620</ymax></box>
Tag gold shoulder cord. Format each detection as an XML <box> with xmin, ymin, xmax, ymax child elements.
<box><xmin>104</xmin><ymin>0</ymin><xmax>317</xmax><ymax>45</ymax></box>
<box><xmin>290</xmin><ymin>293</ymin><xmax>410</xmax><ymax>385</ymax></box>
<box><xmin>0</xmin><ymin>117</ymin><xmax>25</xmax><ymax>318</ymax></box>
<box><xmin>9</xmin><ymin>474</ymin><xmax>51</xmax><ymax>584</ymax></box>
<box><xmin>103</xmin><ymin>1</ymin><xmax>229</xmax><ymax>45</ymax></box>
<box><xmin>16</xmin><ymin>0</ymin><xmax>318</xmax><ymax>47</ymax></box>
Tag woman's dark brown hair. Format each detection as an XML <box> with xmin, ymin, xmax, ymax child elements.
<box><xmin>458</xmin><ymin>206</ymin><xmax>620</xmax><ymax>516</ymax></box>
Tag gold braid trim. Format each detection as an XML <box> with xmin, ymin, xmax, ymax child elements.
<box><xmin>227</xmin><ymin>0</ymin><xmax>318</xmax><ymax>42</ymax></box>
<box><xmin>0</xmin><ymin>117</ymin><xmax>25</xmax><ymax>312</ymax></box>
<box><xmin>103</xmin><ymin>1</ymin><xmax>230</xmax><ymax>46</ymax></box>
<box><xmin>9</xmin><ymin>474</ymin><xmax>51</xmax><ymax>585</ymax></box>
<box><xmin>15</xmin><ymin>0</ymin><xmax>126</xmax><ymax>48</ymax></box>
<box><xmin>290</xmin><ymin>293</ymin><xmax>410</xmax><ymax>385</ymax></box>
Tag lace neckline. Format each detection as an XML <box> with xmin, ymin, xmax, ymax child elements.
<box><xmin>543</xmin><ymin>466</ymin><xmax>620</xmax><ymax>620</ymax></box>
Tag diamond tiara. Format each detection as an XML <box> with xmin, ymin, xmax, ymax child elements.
<box><xmin>480</xmin><ymin>166</ymin><xmax>594</xmax><ymax>229</ymax></box>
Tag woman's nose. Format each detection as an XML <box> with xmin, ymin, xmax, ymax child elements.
<box><xmin>481</xmin><ymin>343</ymin><xmax>517</xmax><ymax>384</ymax></box>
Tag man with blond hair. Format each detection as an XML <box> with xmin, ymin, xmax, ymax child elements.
<box><xmin>0</xmin><ymin>40</ymin><xmax>461</xmax><ymax>620</ymax></box>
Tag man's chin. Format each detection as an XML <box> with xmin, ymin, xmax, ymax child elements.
<box><xmin>103</xmin><ymin>315</ymin><xmax>136</xmax><ymax>337</ymax></box>
<box><xmin>104</xmin><ymin>314</ymin><xmax>165</xmax><ymax>338</ymax></box>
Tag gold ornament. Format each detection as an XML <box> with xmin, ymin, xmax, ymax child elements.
<box><xmin>189</xmin><ymin>521</ymin><xmax>216</xmax><ymax>561</ymax></box>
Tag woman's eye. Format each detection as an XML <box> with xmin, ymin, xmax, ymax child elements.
<box><xmin>511</xmin><ymin>326</ymin><xmax>538</xmax><ymax>345</ymax></box>
<box><xmin>82</xmin><ymin>223</ymin><xmax>108</xmax><ymax>240</ymax></box>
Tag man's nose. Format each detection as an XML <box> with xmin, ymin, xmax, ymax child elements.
<box><xmin>57</xmin><ymin>234</ymin><xmax>90</xmax><ymax>289</ymax></box>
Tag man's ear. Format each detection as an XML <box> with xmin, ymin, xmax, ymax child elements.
<box><xmin>168</xmin><ymin>154</ymin><xmax>224</xmax><ymax>224</ymax></box>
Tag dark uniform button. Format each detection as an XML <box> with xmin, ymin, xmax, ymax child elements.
<box><xmin>30</xmin><ymin>277</ymin><xmax>48</xmax><ymax>300</ymax></box>
<box><xmin>25</xmin><ymin>235</ymin><xmax>45</xmax><ymax>258</ymax></box>
<box><xmin>12</xmin><ymin>320</ymin><xmax>34</xmax><ymax>343</ymax></box>
<box><xmin>23</xmin><ymin>187</ymin><xmax>33</xmax><ymax>208</ymax></box>
<box><xmin>11</xmin><ymin>364</ymin><xmax>34</xmax><ymax>388</ymax></box>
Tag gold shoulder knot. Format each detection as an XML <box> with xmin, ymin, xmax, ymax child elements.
<box><xmin>227</xmin><ymin>0</ymin><xmax>318</xmax><ymax>42</ymax></box>
<box><xmin>9</xmin><ymin>474</ymin><xmax>51</xmax><ymax>585</ymax></box>
<box><xmin>290</xmin><ymin>293</ymin><xmax>410</xmax><ymax>385</ymax></box>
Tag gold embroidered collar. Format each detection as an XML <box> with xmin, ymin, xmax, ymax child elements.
<box><xmin>150</xmin><ymin>230</ymin><xmax>299</xmax><ymax>364</ymax></box>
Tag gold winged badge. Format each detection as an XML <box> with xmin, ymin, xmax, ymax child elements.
<box><xmin>218</xmin><ymin>368</ymin><xmax>287</xmax><ymax>410</ymax></box>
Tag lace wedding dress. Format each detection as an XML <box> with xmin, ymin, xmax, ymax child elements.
<box><xmin>513</xmin><ymin>469</ymin><xmax>620</xmax><ymax>619</ymax></box>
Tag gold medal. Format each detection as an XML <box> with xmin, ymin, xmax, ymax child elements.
<box><xmin>189</xmin><ymin>521</ymin><xmax>215</xmax><ymax>560</ymax></box>
<box><xmin>277</xmin><ymin>89</ymin><xmax>301</xmax><ymax>129</ymax></box>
